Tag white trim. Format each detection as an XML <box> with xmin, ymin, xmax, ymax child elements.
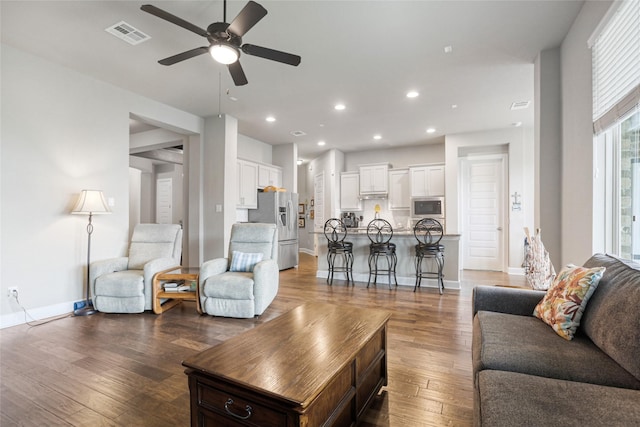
<box><xmin>508</xmin><ymin>267</ymin><xmax>525</xmax><ymax>276</ymax></box>
<box><xmin>1</xmin><ymin>300</ymin><xmax>75</xmax><ymax>329</ymax></box>
<box><xmin>299</xmin><ymin>248</ymin><xmax>316</xmax><ymax>256</ymax></box>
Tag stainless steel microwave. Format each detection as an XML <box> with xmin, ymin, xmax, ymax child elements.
<box><xmin>410</xmin><ymin>197</ymin><xmax>445</xmax><ymax>219</ymax></box>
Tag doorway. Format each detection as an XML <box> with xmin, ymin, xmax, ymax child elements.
<box><xmin>461</xmin><ymin>154</ymin><xmax>507</xmax><ymax>271</ymax></box>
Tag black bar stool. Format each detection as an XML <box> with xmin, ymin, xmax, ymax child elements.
<box><xmin>414</xmin><ymin>218</ymin><xmax>445</xmax><ymax>294</ymax></box>
<box><xmin>323</xmin><ymin>218</ymin><xmax>354</xmax><ymax>285</ymax></box>
<box><xmin>366</xmin><ymin>219</ymin><xmax>397</xmax><ymax>289</ymax></box>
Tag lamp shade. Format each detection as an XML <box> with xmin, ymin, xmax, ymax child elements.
<box><xmin>72</xmin><ymin>190</ymin><xmax>111</xmax><ymax>215</ymax></box>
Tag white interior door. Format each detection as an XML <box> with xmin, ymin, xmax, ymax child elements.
<box><xmin>462</xmin><ymin>156</ymin><xmax>505</xmax><ymax>271</ymax></box>
<box><xmin>156</xmin><ymin>178</ymin><xmax>172</xmax><ymax>224</ymax></box>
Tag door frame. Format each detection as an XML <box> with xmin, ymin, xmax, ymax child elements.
<box><xmin>459</xmin><ymin>153</ymin><xmax>508</xmax><ymax>272</ymax></box>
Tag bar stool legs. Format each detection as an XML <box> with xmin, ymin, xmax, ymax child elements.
<box><xmin>367</xmin><ymin>247</ymin><xmax>398</xmax><ymax>289</ymax></box>
<box><xmin>327</xmin><ymin>246</ymin><xmax>354</xmax><ymax>285</ymax></box>
<box><xmin>414</xmin><ymin>248</ymin><xmax>445</xmax><ymax>294</ymax></box>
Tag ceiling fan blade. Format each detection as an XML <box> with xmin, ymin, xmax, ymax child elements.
<box><xmin>241</xmin><ymin>44</ymin><xmax>301</xmax><ymax>66</ymax></box>
<box><xmin>228</xmin><ymin>61</ymin><xmax>248</xmax><ymax>86</ymax></box>
<box><xmin>158</xmin><ymin>47</ymin><xmax>209</xmax><ymax>65</ymax></box>
<box><xmin>141</xmin><ymin>4</ymin><xmax>208</xmax><ymax>38</ymax></box>
<box><xmin>227</xmin><ymin>1</ymin><xmax>267</xmax><ymax>37</ymax></box>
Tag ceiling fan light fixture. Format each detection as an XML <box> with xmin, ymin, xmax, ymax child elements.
<box><xmin>210</xmin><ymin>43</ymin><xmax>239</xmax><ymax>64</ymax></box>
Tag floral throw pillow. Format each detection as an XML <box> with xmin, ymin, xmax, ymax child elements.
<box><xmin>533</xmin><ymin>265</ymin><xmax>606</xmax><ymax>340</ymax></box>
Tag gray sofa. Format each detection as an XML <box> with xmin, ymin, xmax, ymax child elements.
<box><xmin>472</xmin><ymin>253</ymin><xmax>640</xmax><ymax>426</ymax></box>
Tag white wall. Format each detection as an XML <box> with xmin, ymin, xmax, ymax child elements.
<box><xmin>237</xmin><ymin>134</ymin><xmax>273</xmax><ymax>164</ymax></box>
<box><xmin>0</xmin><ymin>44</ymin><xmax>203</xmax><ymax>327</ymax></box>
<box><xmin>344</xmin><ymin>142</ymin><xmax>445</xmax><ymax>171</ymax></box>
<box><xmin>560</xmin><ymin>0</ymin><xmax>612</xmax><ymax>266</ymax></box>
<box><xmin>535</xmin><ymin>48</ymin><xmax>562</xmax><ymax>268</ymax></box>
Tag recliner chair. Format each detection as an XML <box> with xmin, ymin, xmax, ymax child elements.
<box><xmin>199</xmin><ymin>222</ymin><xmax>279</xmax><ymax>318</ymax></box>
<box><xmin>90</xmin><ymin>224</ymin><xmax>182</xmax><ymax>313</ymax></box>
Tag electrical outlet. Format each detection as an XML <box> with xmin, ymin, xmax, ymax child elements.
<box><xmin>7</xmin><ymin>287</ymin><xmax>18</xmax><ymax>298</ymax></box>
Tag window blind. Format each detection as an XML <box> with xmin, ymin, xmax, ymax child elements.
<box><xmin>592</xmin><ymin>0</ymin><xmax>640</xmax><ymax>133</ymax></box>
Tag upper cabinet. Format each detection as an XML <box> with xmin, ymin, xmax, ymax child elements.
<box><xmin>388</xmin><ymin>168</ymin><xmax>410</xmax><ymax>210</ymax></box>
<box><xmin>359</xmin><ymin>163</ymin><xmax>389</xmax><ymax>195</ymax></box>
<box><xmin>258</xmin><ymin>164</ymin><xmax>282</xmax><ymax>189</ymax></box>
<box><xmin>340</xmin><ymin>172</ymin><xmax>362</xmax><ymax>211</ymax></box>
<box><xmin>237</xmin><ymin>159</ymin><xmax>259</xmax><ymax>208</ymax></box>
<box><xmin>409</xmin><ymin>165</ymin><xmax>445</xmax><ymax>197</ymax></box>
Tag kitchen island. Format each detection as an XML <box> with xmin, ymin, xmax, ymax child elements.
<box><xmin>314</xmin><ymin>229</ymin><xmax>461</xmax><ymax>289</ymax></box>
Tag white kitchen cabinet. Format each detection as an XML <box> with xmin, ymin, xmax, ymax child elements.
<box><xmin>340</xmin><ymin>172</ymin><xmax>362</xmax><ymax>211</ymax></box>
<box><xmin>359</xmin><ymin>163</ymin><xmax>389</xmax><ymax>194</ymax></box>
<box><xmin>258</xmin><ymin>164</ymin><xmax>282</xmax><ymax>189</ymax></box>
<box><xmin>388</xmin><ymin>168</ymin><xmax>410</xmax><ymax>210</ymax></box>
<box><xmin>410</xmin><ymin>165</ymin><xmax>445</xmax><ymax>197</ymax></box>
<box><xmin>237</xmin><ymin>159</ymin><xmax>258</xmax><ymax>208</ymax></box>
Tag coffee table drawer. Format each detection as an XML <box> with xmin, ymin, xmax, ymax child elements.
<box><xmin>196</xmin><ymin>382</ymin><xmax>288</xmax><ymax>426</ymax></box>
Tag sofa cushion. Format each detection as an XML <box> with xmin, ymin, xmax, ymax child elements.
<box><xmin>202</xmin><ymin>272</ymin><xmax>255</xmax><ymax>299</ymax></box>
<box><xmin>477</xmin><ymin>370</ymin><xmax>640</xmax><ymax>427</ymax></box>
<box><xmin>94</xmin><ymin>270</ymin><xmax>144</xmax><ymax>297</ymax></box>
<box><xmin>582</xmin><ymin>254</ymin><xmax>640</xmax><ymax>382</ymax></box>
<box><xmin>533</xmin><ymin>265</ymin><xmax>605</xmax><ymax>340</ymax></box>
<box><xmin>473</xmin><ymin>311</ymin><xmax>640</xmax><ymax>390</ymax></box>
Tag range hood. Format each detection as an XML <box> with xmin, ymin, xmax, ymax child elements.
<box><xmin>359</xmin><ymin>193</ymin><xmax>388</xmax><ymax>200</ymax></box>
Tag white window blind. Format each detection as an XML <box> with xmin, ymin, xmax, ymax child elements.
<box><xmin>592</xmin><ymin>0</ymin><xmax>640</xmax><ymax>133</ymax></box>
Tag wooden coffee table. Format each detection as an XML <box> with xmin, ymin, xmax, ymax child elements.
<box><xmin>152</xmin><ymin>267</ymin><xmax>201</xmax><ymax>314</ymax></box>
<box><xmin>182</xmin><ymin>302</ymin><xmax>391</xmax><ymax>426</ymax></box>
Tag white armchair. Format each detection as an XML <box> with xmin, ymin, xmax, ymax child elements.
<box><xmin>90</xmin><ymin>224</ymin><xmax>182</xmax><ymax>313</ymax></box>
<box><xmin>200</xmin><ymin>223</ymin><xmax>279</xmax><ymax>318</ymax></box>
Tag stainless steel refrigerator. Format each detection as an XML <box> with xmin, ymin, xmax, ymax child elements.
<box><xmin>248</xmin><ymin>191</ymin><xmax>299</xmax><ymax>270</ymax></box>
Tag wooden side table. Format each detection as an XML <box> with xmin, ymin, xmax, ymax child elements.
<box><xmin>152</xmin><ymin>267</ymin><xmax>201</xmax><ymax>314</ymax></box>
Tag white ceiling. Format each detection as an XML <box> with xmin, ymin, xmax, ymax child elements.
<box><xmin>1</xmin><ymin>1</ymin><xmax>584</xmax><ymax>162</ymax></box>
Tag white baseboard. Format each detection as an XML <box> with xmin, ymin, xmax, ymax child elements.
<box><xmin>1</xmin><ymin>300</ymin><xmax>75</xmax><ymax>329</ymax></box>
<box><xmin>316</xmin><ymin>270</ymin><xmax>460</xmax><ymax>290</ymax></box>
<box><xmin>508</xmin><ymin>267</ymin><xmax>525</xmax><ymax>276</ymax></box>
<box><xmin>299</xmin><ymin>248</ymin><xmax>316</xmax><ymax>256</ymax></box>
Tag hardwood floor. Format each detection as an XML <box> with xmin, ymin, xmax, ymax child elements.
<box><xmin>0</xmin><ymin>254</ymin><xmax>525</xmax><ymax>426</ymax></box>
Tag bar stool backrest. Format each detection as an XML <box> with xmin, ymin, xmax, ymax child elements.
<box><xmin>367</xmin><ymin>219</ymin><xmax>393</xmax><ymax>244</ymax></box>
<box><xmin>414</xmin><ymin>218</ymin><xmax>444</xmax><ymax>246</ymax></box>
<box><xmin>324</xmin><ymin>218</ymin><xmax>348</xmax><ymax>244</ymax></box>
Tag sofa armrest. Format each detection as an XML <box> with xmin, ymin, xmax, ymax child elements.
<box><xmin>472</xmin><ymin>285</ymin><xmax>545</xmax><ymax>317</ymax></box>
<box><xmin>252</xmin><ymin>259</ymin><xmax>279</xmax><ymax>314</ymax></box>
<box><xmin>200</xmin><ymin>258</ymin><xmax>229</xmax><ymax>282</ymax></box>
<box><xmin>142</xmin><ymin>258</ymin><xmax>181</xmax><ymax>310</ymax></box>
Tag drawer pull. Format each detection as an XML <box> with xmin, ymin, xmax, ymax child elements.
<box><xmin>224</xmin><ymin>398</ymin><xmax>253</xmax><ymax>420</ymax></box>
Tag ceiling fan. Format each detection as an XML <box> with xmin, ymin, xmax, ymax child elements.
<box><xmin>141</xmin><ymin>0</ymin><xmax>301</xmax><ymax>86</ymax></box>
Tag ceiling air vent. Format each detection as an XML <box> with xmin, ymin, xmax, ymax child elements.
<box><xmin>510</xmin><ymin>101</ymin><xmax>530</xmax><ymax>110</ymax></box>
<box><xmin>290</xmin><ymin>131</ymin><xmax>307</xmax><ymax>137</ymax></box>
<box><xmin>106</xmin><ymin>21</ymin><xmax>151</xmax><ymax>45</ymax></box>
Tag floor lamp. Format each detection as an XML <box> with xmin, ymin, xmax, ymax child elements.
<box><xmin>72</xmin><ymin>190</ymin><xmax>111</xmax><ymax>316</ymax></box>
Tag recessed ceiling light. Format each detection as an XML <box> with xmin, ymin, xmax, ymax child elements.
<box><xmin>297</xmin><ymin>159</ymin><xmax>303</xmax><ymax>165</ymax></box>
<box><xmin>426</xmin><ymin>128</ymin><xmax>436</xmax><ymax>134</ymax></box>
<box><xmin>451</xmin><ymin>104</ymin><xmax>458</xmax><ymax>109</ymax></box>
<box><xmin>511</xmin><ymin>121</ymin><xmax>523</xmax><ymax>127</ymax></box>
<box><xmin>406</xmin><ymin>91</ymin><xmax>419</xmax><ymax>98</ymax></box>
<box><xmin>318</xmin><ymin>140</ymin><xmax>326</xmax><ymax>146</ymax></box>
<box><xmin>373</xmin><ymin>134</ymin><xmax>382</xmax><ymax>140</ymax></box>
<box><xmin>334</xmin><ymin>103</ymin><xmax>346</xmax><ymax>111</ymax></box>
<box><xmin>265</xmin><ymin>116</ymin><xmax>276</xmax><ymax>122</ymax></box>
<box><xmin>444</xmin><ymin>45</ymin><xmax>453</xmax><ymax>54</ymax></box>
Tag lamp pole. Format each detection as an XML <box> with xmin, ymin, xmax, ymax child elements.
<box><xmin>75</xmin><ymin>212</ymin><xmax>97</xmax><ymax>316</ymax></box>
